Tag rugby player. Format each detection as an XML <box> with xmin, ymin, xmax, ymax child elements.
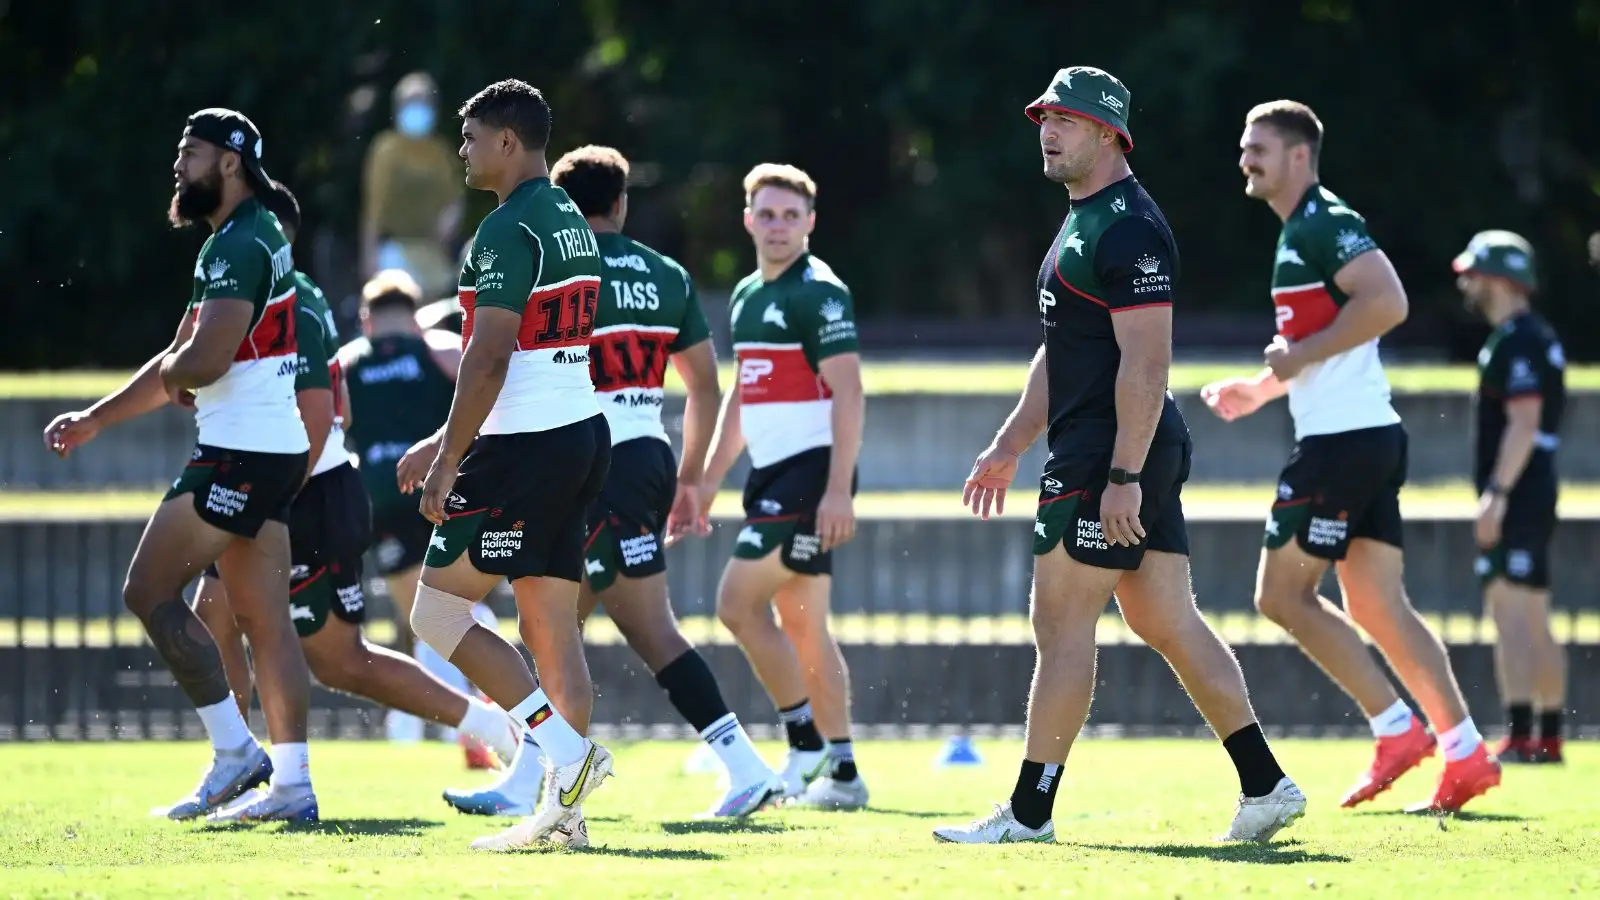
<box><xmin>44</xmin><ymin>109</ymin><xmax>317</xmax><ymax>821</ymax></box>
<box><xmin>936</xmin><ymin>68</ymin><xmax>1304</xmax><ymax>845</ymax></box>
<box><xmin>1201</xmin><ymin>100</ymin><xmax>1500</xmax><ymax>811</ymax></box>
<box><xmin>395</xmin><ymin>79</ymin><xmax>614</xmax><ymax>851</ymax></box>
<box><xmin>698</xmin><ymin>162</ymin><xmax>869</xmax><ymax>810</ymax></box>
<box><xmin>1454</xmin><ymin>230</ymin><xmax>1567</xmax><ymax>763</ymax></box>
<box><xmin>190</xmin><ymin>190</ymin><xmax>520</xmax><ymax>781</ymax></box>
<box><xmin>443</xmin><ymin>146</ymin><xmax>784</xmax><ymax>825</ymax></box>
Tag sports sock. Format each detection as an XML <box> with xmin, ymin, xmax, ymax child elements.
<box><xmin>457</xmin><ymin>696</ymin><xmax>517</xmax><ymax>761</ymax></box>
<box><xmin>1507</xmin><ymin>703</ymin><xmax>1534</xmax><ymax>740</ymax></box>
<box><xmin>195</xmin><ymin>697</ymin><xmax>254</xmax><ymax>752</ymax></box>
<box><xmin>825</xmin><ymin>738</ymin><xmax>858</xmax><ymax>782</ymax></box>
<box><xmin>1539</xmin><ymin>709</ymin><xmax>1564</xmax><ymax>741</ymax></box>
<box><xmin>1009</xmin><ymin>760</ymin><xmax>1061</xmax><ymax>830</ymax></box>
<box><xmin>700</xmin><ymin>712</ymin><xmax>771</xmax><ymax>787</ymax></box>
<box><xmin>1368</xmin><ymin>699</ymin><xmax>1415</xmax><ymax>738</ymax></box>
<box><xmin>508</xmin><ymin>689</ymin><xmax>587</xmax><ymax>768</ymax></box>
<box><xmin>777</xmin><ymin>699</ymin><xmax>825</xmax><ymax>752</ymax></box>
<box><xmin>1438</xmin><ymin>717</ymin><xmax>1483</xmax><ymax>762</ymax></box>
<box><xmin>656</xmin><ymin>650</ymin><xmax>733</xmax><ymax>732</ymax></box>
<box><xmin>495</xmin><ymin>732</ymin><xmax>546</xmax><ymax>799</ymax></box>
<box><xmin>1222</xmin><ymin>723</ymin><xmax>1288</xmax><ymax>798</ymax></box>
<box><xmin>268</xmin><ymin>742</ymin><xmax>310</xmax><ymax>788</ymax></box>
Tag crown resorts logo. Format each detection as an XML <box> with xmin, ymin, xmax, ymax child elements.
<box><xmin>206</xmin><ymin>258</ymin><xmax>230</xmax><ymax>281</ymax></box>
<box><xmin>1134</xmin><ymin>255</ymin><xmax>1161</xmax><ymax>276</ymax></box>
<box><xmin>476</xmin><ymin>248</ymin><xmax>498</xmax><ymax>270</ymax></box>
<box><xmin>820</xmin><ymin>298</ymin><xmax>845</xmax><ymax>323</ymax></box>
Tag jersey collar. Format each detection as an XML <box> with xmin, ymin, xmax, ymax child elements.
<box><xmin>1289</xmin><ymin>182</ymin><xmax>1323</xmax><ymax>219</ymax></box>
<box><xmin>507</xmin><ymin>176</ymin><xmax>549</xmax><ymax>201</ymax></box>
<box><xmin>1069</xmin><ymin>174</ymin><xmax>1138</xmax><ymax>209</ymax></box>
<box><xmin>223</xmin><ymin>195</ymin><xmax>262</xmax><ymax>229</ymax></box>
<box><xmin>771</xmin><ymin>250</ymin><xmax>812</xmax><ymax>283</ymax></box>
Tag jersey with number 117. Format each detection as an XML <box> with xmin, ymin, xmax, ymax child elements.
<box><xmin>457</xmin><ymin>177</ymin><xmax>602</xmax><ymax>434</ymax></box>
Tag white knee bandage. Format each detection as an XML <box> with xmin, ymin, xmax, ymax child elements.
<box><xmin>410</xmin><ymin>584</ymin><xmax>479</xmax><ymax>658</ymax></box>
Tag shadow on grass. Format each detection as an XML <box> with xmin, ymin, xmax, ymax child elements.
<box><xmin>862</xmin><ymin>807</ymin><xmax>957</xmax><ymax>819</ymax></box>
<box><xmin>202</xmin><ymin>817</ymin><xmax>442</xmax><ymax>837</ymax></box>
<box><xmin>660</xmin><ymin>818</ymin><xmax>790</xmax><ymax>836</ymax></box>
<box><xmin>1353</xmin><ymin>809</ymin><xmax>1530</xmax><ymax>823</ymax></box>
<box><xmin>1073</xmin><ymin>839</ymin><xmax>1350</xmax><ymax>865</ymax></box>
<box><xmin>579</xmin><ymin>845</ymin><xmax>722</xmax><ymax>861</ymax></box>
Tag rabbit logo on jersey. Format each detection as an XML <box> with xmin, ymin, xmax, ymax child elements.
<box><xmin>481</xmin><ymin>520</ymin><xmax>525</xmax><ymax>558</ymax></box>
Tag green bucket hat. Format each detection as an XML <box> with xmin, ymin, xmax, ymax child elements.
<box><xmin>1025</xmin><ymin>66</ymin><xmax>1133</xmax><ymax>152</ymax></box>
<box><xmin>1452</xmin><ymin>230</ymin><xmax>1537</xmax><ymax>292</ymax></box>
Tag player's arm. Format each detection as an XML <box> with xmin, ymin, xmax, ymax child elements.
<box><xmin>160</xmin><ymin>238</ymin><xmax>264</xmax><ymax>391</ymax></box>
<box><xmin>293</xmin><ymin>307</ymin><xmax>335</xmax><ymax>483</ymax></box>
<box><xmin>1285</xmin><ymin>225</ymin><xmax>1407</xmax><ymax>367</ymax></box>
<box><xmin>797</xmin><ymin>287</ymin><xmax>864</xmax><ymax>498</ymax></box>
<box><xmin>87</xmin><ymin>318</ymin><xmax>188</xmax><ymax>427</ymax></box>
<box><xmin>671</xmin><ymin>340</ymin><xmax>720</xmax><ymax>485</ymax></box>
<box><xmin>1484</xmin><ymin>341</ymin><xmax>1545</xmax><ymax>495</ymax></box>
<box><xmin>994</xmin><ymin>344</ymin><xmax>1048</xmax><ymax>456</ymax></box>
<box><xmin>425</xmin><ymin>327</ymin><xmax>464</xmax><ymax>381</ymax></box>
<box><xmin>702</xmin><ymin>382</ymin><xmax>746</xmax><ymax>491</ymax></box>
<box><xmin>1099</xmin><ymin>217</ymin><xmax>1176</xmax><ymax>473</ymax></box>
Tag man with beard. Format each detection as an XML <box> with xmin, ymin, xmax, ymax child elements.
<box><xmin>44</xmin><ymin>109</ymin><xmax>317</xmax><ymax>821</ymax></box>
<box><xmin>1454</xmin><ymin>230</ymin><xmax>1568</xmax><ymax>764</ymax></box>
<box><xmin>189</xmin><ymin>187</ymin><xmax>521</xmax><ymax>785</ymax></box>
<box><xmin>937</xmin><ymin>68</ymin><xmax>1304</xmax><ymax>845</ymax></box>
<box><xmin>1201</xmin><ymin>100</ymin><xmax>1500</xmax><ymax>812</ymax></box>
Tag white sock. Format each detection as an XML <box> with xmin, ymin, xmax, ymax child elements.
<box><xmin>1438</xmin><ymin>717</ymin><xmax>1483</xmax><ymax>762</ymax></box>
<box><xmin>196</xmin><ymin>698</ymin><xmax>254</xmax><ymax>752</ymax></box>
<box><xmin>1368</xmin><ymin>699</ymin><xmax>1415</xmax><ymax>738</ymax></box>
<box><xmin>493</xmin><ymin>732</ymin><xmax>547</xmax><ymax>800</ymax></box>
<box><xmin>269</xmin><ymin>742</ymin><xmax>311</xmax><ymax>788</ymax></box>
<box><xmin>700</xmin><ymin>712</ymin><xmax>771</xmax><ymax>787</ymax></box>
<box><xmin>508</xmin><ymin>689</ymin><xmax>587</xmax><ymax>767</ymax></box>
<box><xmin>458</xmin><ymin>696</ymin><xmax>518</xmax><ymax>762</ymax></box>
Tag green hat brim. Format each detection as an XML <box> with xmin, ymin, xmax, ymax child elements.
<box><xmin>1025</xmin><ymin>99</ymin><xmax>1132</xmax><ymax>153</ymax></box>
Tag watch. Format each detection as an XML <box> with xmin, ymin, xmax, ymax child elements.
<box><xmin>1108</xmin><ymin>467</ymin><xmax>1141</xmax><ymax>485</ymax></box>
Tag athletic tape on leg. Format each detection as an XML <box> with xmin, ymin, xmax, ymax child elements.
<box><xmin>410</xmin><ymin>583</ymin><xmax>479</xmax><ymax>659</ymax></box>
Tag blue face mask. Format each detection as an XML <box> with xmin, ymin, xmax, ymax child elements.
<box><xmin>397</xmin><ymin>102</ymin><xmax>435</xmax><ymax>137</ymax></box>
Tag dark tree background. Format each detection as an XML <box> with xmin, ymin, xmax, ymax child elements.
<box><xmin>3</xmin><ymin>0</ymin><xmax>1597</xmax><ymax>368</ymax></box>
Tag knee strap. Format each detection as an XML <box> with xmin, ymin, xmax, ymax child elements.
<box><xmin>410</xmin><ymin>583</ymin><xmax>479</xmax><ymax>659</ymax></box>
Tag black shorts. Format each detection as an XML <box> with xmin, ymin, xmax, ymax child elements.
<box><xmin>1265</xmin><ymin>423</ymin><xmax>1406</xmax><ymax>560</ymax></box>
<box><xmin>1476</xmin><ymin>464</ymin><xmax>1558</xmax><ymax>589</ymax></box>
<box><xmin>164</xmin><ymin>443</ymin><xmax>307</xmax><ymax>538</ymax></box>
<box><xmin>424</xmin><ymin>415</ymin><xmax>612</xmax><ymax>582</ymax></box>
<box><xmin>1033</xmin><ymin>427</ymin><xmax>1191</xmax><ymax>570</ymax></box>
<box><xmin>201</xmin><ymin>463</ymin><xmax>372</xmax><ymax>638</ymax></box>
<box><xmin>736</xmin><ymin>446</ymin><xmax>858</xmax><ymax>576</ymax></box>
<box><xmin>584</xmin><ymin>437</ymin><xmax>675</xmax><ymax>593</ymax></box>
<box><xmin>370</xmin><ymin>503</ymin><xmax>435</xmax><ymax>577</ymax></box>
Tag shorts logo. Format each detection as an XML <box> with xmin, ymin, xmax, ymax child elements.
<box><xmin>289</xmin><ymin>604</ymin><xmax>314</xmax><ymax>623</ymax></box>
<box><xmin>1042</xmin><ymin>477</ymin><xmax>1064</xmax><ymax>495</ymax></box>
<box><xmin>736</xmin><ymin>526</ymin><xmax>764</xmax><ymax>549</ymax></box>
<box><xmin>205</xmin><ymin>483</ymin><xmax>249</xmax><ymax>518</ymax></box>
<box><xmin>446</xmin><ymin>492</ymin><xmax>467</xmax><ymax>510</ymax></box>
<box><xmin>585</xmin><ymin>558</ymin><xmax>605</xmax><ymax>575</ymax></box>
<box><xmin>789</xmin><ymin>533</ymin><xmax>822</xmax><ymax>562</ymax></box>
<box><xmin>1306</xmin><ymin>516</ymin><xmax>1349</xmax><ymax>547</ymax></box>
<box><xmin>290</xmin><ymin>564</ymin><xmax>310</xmax><ymax>581</ymax></box>
<box><xmin>480</xmin><ymin>520</ymin><xmax>525</xmax><ymax>559</ymax></box>
<box><xmin>429</xmin><ymin>532</ymin><xmax>448</xmax><ymax>553</ymax></box>
<box><xmin>1474</xmin><ymin>555</ymin><xmax>1492</xmax><ymax>576</ymax></box>
<box><xmin>619</xmin><ymin>532</ymin><xmax>658</xmax><ymax>567</ymax></box>
<box><xmin>1506</xmin><ymin>550</ymin><xmax>1532</xmax><ymax>578</ymax></box>
<box><xmin>336</xmin><ymin>583</ymin><xmax>365</xmax><ymax>614</ymax></box>
<box><xmin>758</xmin><ymin>499</ymin><xmax>783</xmax><ymax>515</ymax></box>
<box><xmin>1277</xmin><ymin>482</ymin><xmax>1294</xmax><ymax>501</ymax></box>
<box><xmin>1034</xmin><ymin>520</ymin><xmax>1047</xmax><ymax>538</ymax></box>
<box><xmin>377</xmin><ymin>538</ymin><xmax>403</xmax><ymax>569</ymax></box>
<box><xmin>1075</xmin><ymin>518</ymin><xmax>1108</xmax><ymax>551</ymax></box>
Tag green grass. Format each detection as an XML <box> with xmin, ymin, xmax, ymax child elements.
<box><xmin>9</xmin><ymin>361</ymin><xmax>1600</xmax><ymax>398</ymax></box>
<box><xmin>0</xmin><ymin>740</ymin><xmax>1594</xmax><ymax>898</ymax></box>
<box><xmin>13</xmin><ymin>482</ymin><xmax>1600</xmax><ymax>522</ymax></box>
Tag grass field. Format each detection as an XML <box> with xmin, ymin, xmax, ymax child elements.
<box><xmin>13</xmin><ymin>481</ymin><xmax>1600</xmax><ymax>523</ymax></box>
<box><xmin>1</xmin><ymin>740</ymin><xmax>1594</xmax><ymax>898</ymax></box>
<box><xmin>7</xmin><ymin>360</ymin><xmax>1600</xmax><ymax>398</ymax></box>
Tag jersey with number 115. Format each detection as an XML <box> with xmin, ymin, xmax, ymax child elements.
<box><xmin>457</xmin><ymin>176</ymin><xmax>602</xmax><ymax>434</ymax></box>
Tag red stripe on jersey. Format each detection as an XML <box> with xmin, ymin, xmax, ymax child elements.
<box><xmin>737</xmin><ymin>346</ymin><xmax>831</xmax><ymax>405</ymax></box>
<box><xmin>590</xmin><ymin>327</ymin><xmax>677</xmax><ymax>391</ymax></box>
<box><xmin>457</xmin><ymin>287</ymin><xmax>477</xmax><ymax>350</ymax></box>
<box><xmin>202</xmin><ymin>289</ymin><xmax>298</xmax><ymax>362</ymax></box>
<box><xmin>1272</xmin><ymin>283</ymin><xmax>1339</xmax><ymax>341</ymax></box>
<box><xmin>328</xmin><ymin>358</ymin><xmax>345</xmax><ymax>417</ymax></box>
<box><xmin>459</xmin><ymin>280</ymin><xmax>603</xmax><ymax>351</ymax></box>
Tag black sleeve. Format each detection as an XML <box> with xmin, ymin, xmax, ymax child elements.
<box><xmin>1497</xmin><ymin>329</ymin><xmax>1547</xmax><ymax>399</ymax></box>
<box><xmin>1094</xmin><ymin>215</ymin><xmax>1177</xmax><ymax>311</ymax></box>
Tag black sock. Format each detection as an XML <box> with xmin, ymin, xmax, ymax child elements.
<box><xmin>1223</xmin><ymin>724</ymin><xmax>1288</xmax><ymax>798</ymax></box>
<box><xmin>1009</xmin><ymin>759</ymin><xmax>1061</xmax><ymax>830</ymax></box>
<box><xmin>653</xmin><ymin>650</ymin><xmax>732</xmax><ymax>733</ymax></box>
<box><xmin>826</xmin><ymin>738</ymin><xmax>858</xmax><ymax>782</ymax></box>
<box><xmin>777</xmin><ymin>699</ymin><xmax>825</xmax><ymax>751</ymax></box>
<box><xmin>1508</xmin><ymin>703</ymin><xmax>1534</xmax><ymax>740</ymax></box>
<box><xmin>1539</xmin><ymin>709</ymin><xmax>1563</xmax><ymax>741</ymax></box>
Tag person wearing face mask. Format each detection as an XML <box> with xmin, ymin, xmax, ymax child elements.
<box><xmin>360</xmin><ymin>71</ymin><xmax>465</xmax><ymax>299</ymax></box>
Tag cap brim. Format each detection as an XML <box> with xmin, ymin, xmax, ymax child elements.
<box><xmin>1451</xmin><ymin>251</ymin><xmax>1476</xmax><ymax>274</ymax></box>
<box><xmin>1024</xmin><ymin>101</ymin><xmax>1132</xmax><ymax>153</ymax></box>
<box><xmin>243</xmin><ymin>156</ymin><xmax>273</xmax><ymax>190</ymax></box>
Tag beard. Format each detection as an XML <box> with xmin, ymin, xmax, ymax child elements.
<box><xmin>168</xmin><ymin>171</ymin><xmax>223</xmax><ymax>228</ymax></box>
<box><xmin>1044</xmin><ymin>148</ymin><xmax>1095</xmax><ymax>185</ymax></box>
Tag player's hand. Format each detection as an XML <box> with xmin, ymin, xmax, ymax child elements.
<box><xmin>694</xmin><ymin>481</ymin><xmax>720</xmax><ymax>524</ymax></box>
<box><xmin>665</xmin><ymin>482</ymin><xmax>711</xmax><ymax>547</ymax></box>
<box><xmin>1263</xmin><ymin>336</ymin><xmax>1309</xmax><ymax>382</ymax></box>
<box><xmin>418</xmin><ymin>453</ymin><xmax>460</xmax><ymax>526</ymax></box>
<box><xmin>1099</xmin><ymin>481</ymin><xmax>1146</xmax><ymax>547</ymax></box>
<box><xmin>1475</xmin><ymin>491</ymin><xmax>1508</xmax><ymax>550</ymax></box>
<box><xmin>964</xmin><ymin>444</ymin><xmax>1020</xmax><ymax>520</ymax></box>
<box><xmin>815</xmin><ymin>486</ymin><xmax>856</xmax><ymax>552</ymax></box>
<box><xmin>156</xmin><ymin>353</ymin><xmax>191</xmax><ymax>408</ymax></box>
<box><xmin>1199</xmin><ymin>378</ymin><xmax>1264</xmax><ymax>422</ymax></box>
<box><xmin>396</xmin><ymin>433</ymin><xmax>443</xmax><ymax>494</ymax></box>
<box><xmin>43</xmin><ymin>409</ymin><xmax>101</xmax><ymax>459</ymax></box>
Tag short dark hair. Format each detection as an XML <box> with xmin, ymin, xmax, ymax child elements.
<box><xmin>260</xmin><ymin>180</ymin><xmax>301</xmax><ymax>238</ymax></box>
<box><xmin>458</xmin><ymin>79</ymin><xmax>551</xmax><ymax>151</ymax></box>
<box><xmin>362</xmin><ymin>269</ymin><xmax>423</xmax><ymax>316</ymax></box>
<box><xmin>1246</xmin><ymin>100</ymin><xmax>1324</xmax><ymax>168</ymax></box>
<box><xmin>551</xmin><ymin>145</ymin><xmax>629</xmax><ymax>217</ymax></box>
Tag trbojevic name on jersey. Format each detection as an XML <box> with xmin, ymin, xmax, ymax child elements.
<box><xmin>456</xmin><ymin>178</ymin><xmax>602</xmax><ymax>434</ymax></box>
<box><xmin>730</xmin><ymin>253</ymin><xmax>859</xmax><ymax>469</ymax></box>
<box><xmin>291</xmin><ymin>270</ymin><xmax>354</xmax><ymax>475</ymax></box>
<box><xmin>587</xmin><ymin>232</ymin><xmax>712</xmax><ymax>445</ymax></box>
<box><xmin>186</xmin><ymin>197</ymin><xmax>308</xmax><ymax>454</ymax></box>
<box><xmin>1270</xmin><ymin>184</ymin><xmax>1400</xmax><ymax>439</ymax></box>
